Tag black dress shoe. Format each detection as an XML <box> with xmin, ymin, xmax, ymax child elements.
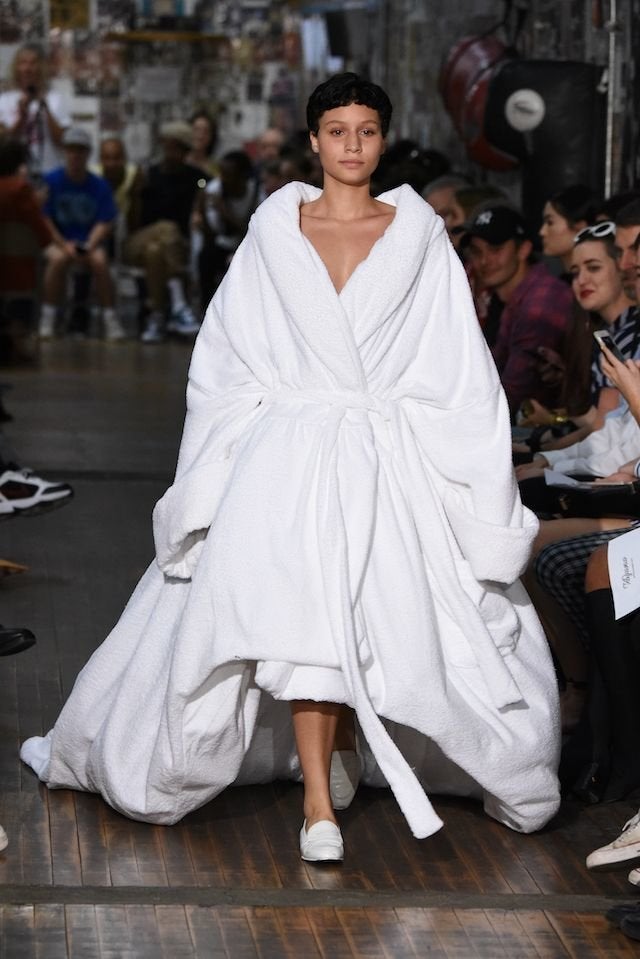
<box><xmin>621</xmin><ymin>913</ymin><xmax>640</xmax><ymax>941</ymax></box>
<box><xmin>605</xmin><ymin>901</ymin><xmax>640</xmax><ymax>926</ymax></box>
<box><xmin>0</xmin><ymin>626</ymin><xmax>36</xmax><ymax>656</ymax></box>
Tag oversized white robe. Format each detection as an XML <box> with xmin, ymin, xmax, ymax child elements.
<box><xmin>22</xmin><ymin>182</ymin><xmax>561</xmax><ymax>839</ymax></box>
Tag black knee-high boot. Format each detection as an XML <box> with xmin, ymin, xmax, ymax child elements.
<box><xmin>586</xmin><ymin>589</ymin><xmax>640</xmax><ymax>802</ymax></box>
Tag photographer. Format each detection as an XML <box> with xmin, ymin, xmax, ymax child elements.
<box><xmin>0</xmin><ymin>44</ymin><xmax>69</xmax><ymax>180</ymax></box>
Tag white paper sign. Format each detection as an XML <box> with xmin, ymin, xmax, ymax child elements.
<box><xmin>608</xmin><ymin>525</ymin><xmax>640</xmax><ymax>619</ymax></box>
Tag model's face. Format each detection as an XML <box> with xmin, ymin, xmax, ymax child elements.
<box><xmin>570</xmin><ymin>240</ymin><xmax>623</xmax><ymax>315</ymax></box>
<box><xmin>309</xmin><ymin>103</ymin><xmax>385</xmax><ymax>187</ymax></box>
<box><xmin>426</xmin><ymin>186</ymin><xmax>465</xmax><ymax>238</ymax></box>
<box><xmin>15</xmin><ymin>50</ymin><xmax>41</xmax><ymax>90</ymax></box>
<box><xmin>539</xmin><ymin>201</ymin><xmax>577</xmax><ymax>258</ymax></box>
<box><xmin>466</xmin><ymin>236</ymin><xmax>525</xmax><ymax>293</ymax></box>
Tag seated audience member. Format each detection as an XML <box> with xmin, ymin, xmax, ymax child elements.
<box><xmin>517</xmin><ymin>220</ymin><xmax>637</xmax><ymax>462</ymax></box>
<box><xmin>614</xmin><ymin>198</ymin><xmax>640</xmax><ymax>299</ymax></box>
<box><xmin>124</xmin><ymin>121</ymin><xmax>202</xmax><ymax>343</ymax></box>
<box><xmin>539</xmin><ymin>184</ymin><xmax>601</xmax><ymax>277</ymax></box>
<box><xmin>462</xmin><ymin>205</ymin><xmax>573</xmax><ymax>420</ymax></box>
<box><xmin>516</xmin><ymin>222</ymin><xmax>636</xmax><ymax>480</ymax></box>
<box><xmin>453</xmin><ymin>184</ymin><xmax>508</xmax><ymax>332</ymax></box>
<box><xmin>0</xmin><ymin>137</ymin><xmax>54</xmax><ymax>353</ymax></box>
<box><xmin>186</xmin><ymin>110</ymin><xmax>218</xmax><ymax>178</ymax></box>
<box><xmin>514</xmin><ymin>186</ymin><xmax>602</xmax><ymax>438</ymax></box>
<box><xmin>529</xmin><ymin>250</ymin><xmax>640</xmax><ymax>681</ymax></box>
<box><xmin>194</xmin><ymin>149</ymin><xmax>260</xmax><ymax>305</ymax></box>
<box><xmin>421</xmin><ymin>174</ymin><xmax>470</xmax><ymax>246</ymax></box>
<box><xmin>254</xmin><ymin>126</ymin><xmax>286</xmax><ymax>170</ymax></box>
<box><xmin>38</xmin><ymin>127</ymin><xmax>124</xmax><ymax>341</ymax></box>
<box><xmin>94</xmin><ymin>136</ymin><xmax>143</xmax><ymax>245</ymax></box>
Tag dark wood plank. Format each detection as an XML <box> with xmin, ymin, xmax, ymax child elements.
<box><xmin>65</xmin><ymin>904</ymin><xmax>101</xmax><ymax>959</ymax></box>
<box><xmin>545</xmin><ymin>911</ymin><xmax>609</xmax><ymax>958</ymax></box>
<box><xmin>305</xmin><ymin>906</ymin><xmax>358</xmax><ymax>959</ymax></box>
<box><xmin>49</xmin><ymin>790</ymin><xmax>82</xmax><ymax>886</ymax></box>
<box><xmin>217</xmin><ymin>907</ymin><xmax>259</xmax><ymax>958</ymax></box>
<box><xmin>185</xmin><ymin>905</ymin><xmax>229</xmax><ymax>958</ymax></box>
<box><xmin>482</xmin><ymin>909</ymin><xmax>540</xmax><ymax>958</ymax></box>
<box><xmin>336</xmin><ymin>907</ymin><xmax>388</xmax><ymax>958</ymax></box>
<box><xmin>155</xmin><ymin>905</ymin><xmax>198</xmax><ymax>959</ymax></box>
<box><xmin>95</xmin><ymin>904</ymin><xmax>134</xmax><ymax>959</ymax></box>
<box><xmin>33</xmin><ymin>904</ymin><xmax>68</xmax><ymax>959</ymax></box>
<box><xmin>0</xmin><ymin>905</ymin><xmax>36</xmax><ymax>959</ymax></box>
<box><xmin>124</xmin><ymin>905</ymin><xmax>163</xmax><ymax>957</ymax></box>
<box><xmin>368</xmin><ymin>907</ymin><xmax>419</xmax><ymax>958</ymax></box>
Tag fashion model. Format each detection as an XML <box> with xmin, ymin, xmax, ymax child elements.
<box><xmin>22</xmin><ymin>74</ymin><xmax>561</xmax><ymax>862</ymax></box>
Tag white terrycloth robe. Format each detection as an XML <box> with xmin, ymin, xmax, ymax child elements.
<box><xmin>22</xmin><ymin>182</ymin><xmax>560</xmax><ymax>839</ymax></box>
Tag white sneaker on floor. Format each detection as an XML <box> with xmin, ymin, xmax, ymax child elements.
<box><xmin>299</xmin><ymin>820</ymin><xmax>343</xmax><ymax>862</ymax></box>
<box><xmin>587</xmin><ymin>810</ymin><xmax>640</xmax><ymax>870</ymax></box>
<box><xmin>38</xmin><ymin>314</ymin><xmax>55</xmax><ymax>339</ymax></box>
<box><xmin>0</xmin><ymin>465</ymin><xmax>73</xmax><ymax>517</ymax></box>
<box><xmin>103</xmin><ymin>314</ymin><xmax>127</xmax><ymax>341</ymax></box>
<box><xmin>140</xmin><ymin>319</ymin><xmax>165</xmax><ymax>344</ymax></box>
<box><xmin>167</xmin><ymin>305</ymin><xmax>200</xmax><ymax>336</ymax></box>
<box><xmin>330</xmin><ymin>749</ymin><xmax>362</xmax><ymax>810</ymax></box>
<box><xmin>0</xmin><ymin>824</ymin><xmax>7</xmax><ymax>852</ymax></box>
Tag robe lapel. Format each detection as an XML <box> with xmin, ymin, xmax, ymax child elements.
<box><xmin>250</xmin><ymin>182</ymin><xmax>367</xmax><ymax>391</ymax></box>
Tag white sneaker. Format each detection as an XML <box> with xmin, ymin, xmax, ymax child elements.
<box><xmin>167</xmin><ymin>304</ymin><xmax>200</xmax><ymax>336</ymax></box>
<box><xmin>0</xmin><ymin>823</ymin><xmax>7</xmax><ymax>851</ymax></box>
<box><xmin>0</xmin><ymin>465</ymin><xmax>73</xmax><ymax>517</ymax></box>
<box><xmin>38</xmin><ymin>314</ymin><xmax>55</xmax><ymax>339</ymax></box>
<box><xmin>103</xmin><ymin>313</ymin><xmax>127</xmax><ymax>341</ymax></box>
<box><xmin>587</xmin><ymin>810</ymin><xmax>640</xmax><ymax>870</ymax></box>
<box><xmin>140</xmin><ymin>319</ymin><xmax>165</xmax><ymax>344</ymax></box>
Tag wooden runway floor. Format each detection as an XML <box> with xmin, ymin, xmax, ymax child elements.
<box><xmin>1</xmin><ymin>340</ymin><xmax>640</xmax><ymax>957</ymax></box>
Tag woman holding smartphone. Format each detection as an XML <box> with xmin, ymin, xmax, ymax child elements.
<box><xmin>21</xmin><ymin>74</ymin><xmax>560</xmax><ymax>861</ymax></box>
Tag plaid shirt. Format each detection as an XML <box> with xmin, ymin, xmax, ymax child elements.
<box><xmin>491</xmin><ymin>262</ymin><xmax>574</xmax><ymax>417</ymax></box>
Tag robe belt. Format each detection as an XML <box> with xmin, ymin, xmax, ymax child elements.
<box><xmin>262</xmin><ymin>386</ymin><xmax>443</xmax><ymax>837</ymax></box>
<box><xmin>265</xmin><ymin>388</ymin><xmax>394</xmax><ymax>421</ymax></box>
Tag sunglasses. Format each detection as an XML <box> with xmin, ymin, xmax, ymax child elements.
<box><xmin>573</xmin><ymin>221</ymin><xmax>616</xmax><ymax>244</ymax></box>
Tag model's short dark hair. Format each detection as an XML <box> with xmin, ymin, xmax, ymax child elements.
<box><xmin>306</xmin><ymin>73</ymin><xmax>392</xmax><ymax>137</ymax></box>
<box><xmin>549</xmin><ymin>184</ymin><xmax>601</xmax><ymax>226</ymax></box>
<box><xmin>615</xmin><ymin>198</ymin><xmax>640</xmax><ymax>228</ymax></box>
<box><xmin>0</xmin><ymin>137</ymin><xmax>27</xmax><ymax>176</ymax></box>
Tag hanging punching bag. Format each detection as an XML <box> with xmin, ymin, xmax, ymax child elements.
<box><xmin>483</xmin><ymin>59</ymin><xmax>606</xmax><ymax>221</ymax></box>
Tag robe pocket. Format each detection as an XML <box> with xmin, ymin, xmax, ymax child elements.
<box><xmin>443</xmin><ymin>489</ymin><xmax>537</xmax><ymax>584</ymax></box>
<box><xmin>452</xmin><ymin>557</ymin><xmax>519</xmax><ymax>662</ymax></box>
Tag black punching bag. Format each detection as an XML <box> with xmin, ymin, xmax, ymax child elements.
<box><xmin>484</xmin><ymin>60</ymin><xmax>606</xmax><ymax>222</ymax></box>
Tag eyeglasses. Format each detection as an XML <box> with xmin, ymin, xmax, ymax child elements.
<box><xmin>573</xmin><ymin>221</ymin><xmax>616</xmax><ymax>244</ymax></box>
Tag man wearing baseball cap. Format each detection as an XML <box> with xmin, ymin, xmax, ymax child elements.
<box><xmin>39</xmin><ymin>126</ymin><xmax>124</xmax><ymax>340</ymax></box>
<box><xmin>463</xmin><ymin>205</ymin><xmax>573</xmax><ymax>419</ymax></box>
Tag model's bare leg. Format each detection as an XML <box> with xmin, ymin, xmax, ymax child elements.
<box><xmin>290</xmin><ymin>700</ymin><xmax>339</xmax><ymax>828</ymax></box>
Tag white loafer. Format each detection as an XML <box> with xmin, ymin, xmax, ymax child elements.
<box><xmin>330</xmin><ymin>749</ymin><xmax>361</xmax><ymax>810</ymax></box>
<box><xmin>299</xmin><ymin>820</ymin><xmax>344</xmax><ymax>862</ymax></box>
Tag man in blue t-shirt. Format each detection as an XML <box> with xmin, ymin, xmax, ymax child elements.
<box><xmin>39</xmin><ymin>127</ymin><xmax>125</xmax><ymax>340</ymax></box>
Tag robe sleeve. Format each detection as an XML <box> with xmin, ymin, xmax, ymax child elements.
<box><xmin>404</xmin><ymin>224</ymin><xmax>539</xmax><ymax>585</ymax></box>
<box><xmin>152</xmin><ymin>236</ymin><xmax>268</xmax><ymax>579</ymax></box>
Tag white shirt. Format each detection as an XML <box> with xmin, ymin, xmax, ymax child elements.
<box><xmin>0</xmin><ymin>89</ymin><xmax>70</xmax><ymax>174</ymax></box>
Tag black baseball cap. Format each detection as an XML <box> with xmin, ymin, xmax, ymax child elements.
<box><xmin>461</xmin><ymin>205</ymin><xmax>529</xmax><ymax>245</ymax></box>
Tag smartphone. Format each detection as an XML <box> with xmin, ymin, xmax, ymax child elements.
<box><xmin>594</xmin><ymin>330</ymin><xmax>626</xmax><ymax>363</ymax></box>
